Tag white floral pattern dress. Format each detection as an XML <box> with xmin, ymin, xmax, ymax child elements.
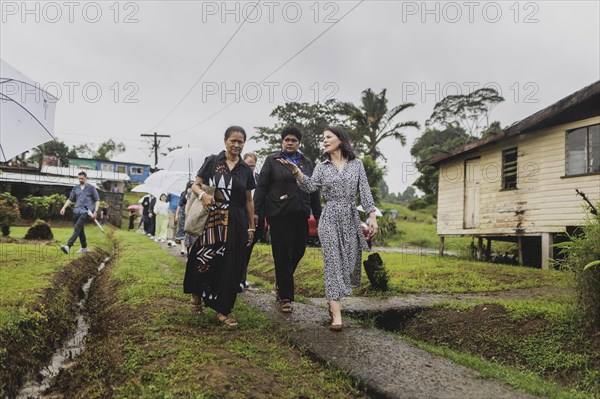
<box><xmin>298</xmin><ymin>158</ymin><xmax>375</xmax><ymax>300</ymax></box>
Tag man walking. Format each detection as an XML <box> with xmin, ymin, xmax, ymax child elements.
<box><xmin>60</xmin><ymin>171</ymin><xmax>100</xmax><ymax>254</ymax></box>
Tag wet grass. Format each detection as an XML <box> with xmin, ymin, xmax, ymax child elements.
<box><xmin>391</xmin><ymin>299</ymin><xmax>599</xmax><ymax>398</ymax></box>
<box><xmin>0</xmin><ymin>225</ymin><xmax>113</xmax><ymax>398</ymax></box>
<box><xmin>248</xmin><ymin>243</ymin><xmax>571</xmax><ymax>298</ymax></box>
<box><xmin>55</xmin><ymin>230</ymin><xmax>368</xmax><ymax>398</ymax></box>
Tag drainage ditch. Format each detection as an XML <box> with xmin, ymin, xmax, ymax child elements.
<box><xmin>15</xmin><ymin>257</ymin><xmax>110</xmax><ymax>399</ymax></box>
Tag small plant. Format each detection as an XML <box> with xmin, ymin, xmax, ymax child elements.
<box><xmin>24</xmin><ymin>219</ymin><xmax>54</xmax><ymax>240</ymax></box>
<box><xmin>363</xmin><ymin>252</ymin><xmax>389</xmax><ymax>291</ymax></box>
<box><xmin>0</xmin><ymin>193</ymin><xmax>20</xmax><ymax>237</ymax></box>
<box><xmin>554</xmin><ymin>202</ymin><xmax>600</xmax><ymax>329</ymax></box>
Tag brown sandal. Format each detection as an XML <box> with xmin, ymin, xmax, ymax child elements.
<box><xmin>280</xmin><ymin>300</ymin><xmax>293</xmax><ymax>313</ymax></box>
<box><xmin>190</xmin><ymin>295</ymin><xmax>202</xmax><ymax>314</ymax></box>
<box><xmin>217</xmin><ymin>313</ymin><xmax>238</xmax><ymax>328</ymax></box>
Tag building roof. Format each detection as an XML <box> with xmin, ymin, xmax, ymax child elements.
<box><xmin>426</xmin><ymin>81</ymin><xmax>600</xmax><ymax>167</ymax></box>
<box><xmin>1</xmin><ymin>165</ymin><xmax>130</xmax><ymax>188</ymax></box>
<box><xmin>69</xmin><ymin>157</ymin><xmax>150</xmax><ymax>167</ymax></box>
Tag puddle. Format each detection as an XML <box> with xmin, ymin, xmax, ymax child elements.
<box><xmin>348</xmin><ymin>307</ymin><xmax>424</xmax><ymax>332</ymax></box>
<box><xmin>16</xmin><ymin>257</ymin><xmax>109</xmax><ymax>399</ymax></box>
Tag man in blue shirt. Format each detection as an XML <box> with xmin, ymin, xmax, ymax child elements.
<box><xmin>60</xmin><ymin>171</ymin><xmax>100</xmax><ymax>254</ymax></box>
<box><xmin>166</xmin><ymin>193</ymin><xmax>179</xmax><ymax>245</ymax></box>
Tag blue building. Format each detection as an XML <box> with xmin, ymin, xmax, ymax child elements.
<box><xmin>69</xmin><ymin>158</ymin><xmax>151</xmax><ymax>183</ymax></box>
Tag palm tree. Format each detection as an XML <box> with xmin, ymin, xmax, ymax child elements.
<box><xmin>346</xmin><ymin>88</ymin><xmax>420</xmax><ymax>161</ymax></box>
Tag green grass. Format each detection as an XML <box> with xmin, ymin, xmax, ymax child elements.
<box><xmin>0</xmin><ymin>226</ymin><xmax>111</xmax><ymax>326</ymax></box>
<box><xmin>399</xmin><ymin>335</ymin><xmax>594</xmax><ymax>399</ymax></box>
<box><xmin>58</xmin><ymin>230</ymin><xmax>368</xmax><ymax>398</ymax></box>
<box><xmin>249</xmin><ymin>244</ymin><xmax>572</xmax><ymax>298</ymax></box>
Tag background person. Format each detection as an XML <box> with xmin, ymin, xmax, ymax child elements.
<box><xmin>166</xmin><ymin>192</ymin><xmax>179</xmax><ymax>246</ymax></box>
<box><xmin>278</xmin><ymin>126</ymin><xmax>377</xmax><ymax>331</ymax></box>
<box><xmin>240</xmin><ymin>152</ymin><xmax>261</xmax><ymax>291</ymax></box>
<box><xmin>183</xmin><ymin>126</ymin><xmax>256</xmax><ymax>328</ymax></box>
<box><xmin>253</xmin><ymin>127</ymin><xmax>322</xmax><ymax>313</ymax></box>
<box><xmin>175</xmin><ymin>181</ymin><xmax>194</xmax><ymax>256</ymax></box>
<box><xmin>154</xmin><ymin>193</ymin><xmax>169</xmax><ymax>242</ymax></box>
<box><xmin>141</xmin><ymin>193</ymin><xmax>156</xmax><ymax>237</ymax></box>
<box><xmin>60</xmin><ymin>171</ymin><xmax>100</xmax><ymax>254</ymax></box>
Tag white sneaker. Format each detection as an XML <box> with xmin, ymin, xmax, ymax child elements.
<box><xmin>60</xmin><ymin>245</ymin><xmax>70</xmax><ymax>254</ymax></box>
<box><xmin>75</xmin><ymin>247</ymin><xmax>89</xmax><ymax>254</ymax></box>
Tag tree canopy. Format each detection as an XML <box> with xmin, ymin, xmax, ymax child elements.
<box><xmin>345</xmin><ymin>88</ymin><xmax>420</xmax><ymax>161</ymax></box>
<box><xmin>410</xmin><ymin>127</ymin><xmax>474</xmax><ymax>196</ymax></box>
<box><xmin>29</xmin><ymin>140</ymin><xmax>78</xmax><ymax>166</ymax></box>
<box><xmin>252</xmin><ymin>99</ymin><xmax>357</xmax><ymax>164</ymax></box>
<box><xmin>425</xmin><ymin>87</ymin><xmax>504</xmax><ymax>137</ymax></box>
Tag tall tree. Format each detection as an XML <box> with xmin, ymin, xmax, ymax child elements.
<box><xmin>345</xmin><ymin>88</ymin><xmax>420</xmax><ymax>161</ymax></box>
<box><xmin>253</xmin><ymin>99</ymin><xmax>359</xmax><ymax>164</ymax></box>
<box><xmin>426</xmin><ymin>87</ymin><xmax>504</xmax><ymax>137</ymax></box>
<box><xmin>75</xmin><ymin>139</ymin><xmax>126</xmax><ymax>161</ymax></box>
<box><xmin>29</xmin><ymin>140</ymin><xmax>78</xmax><ymax>166</ymax></box>
<box><xmin>410</xmin><ymin>127</ymin><xmax>473</xmax><ymax>197</ymax></box>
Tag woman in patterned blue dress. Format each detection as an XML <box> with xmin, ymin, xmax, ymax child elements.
<box><xmin>278</xmin><ymin>126</ymin><xmax>378</xmax><ymax>331</ymax></box>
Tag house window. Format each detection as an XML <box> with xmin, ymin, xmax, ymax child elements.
<box><xmin>566</xmin><ymin>124</ymin><xmax>600</xmax><ymax>175</ymax></box>
<box><xmin>130</xmin><ymin>166</ymin><xmax>143</xmax><ymax>175</ymax></box>
<box><xmin>116</xmin><ymin>165</ymin><xmax>127</xmax><ymax>173</ymax></box>
<box><xmin>100</xmin><ymin>163</ymin><xmax>114</xmax><ymax>172</ymax></box>
<box><xmin>502</xmin><ymin>147</ymin><xmax>518</xmax><ymax>189</ymax></box>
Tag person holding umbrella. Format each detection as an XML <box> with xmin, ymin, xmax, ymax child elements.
<box><xmin>59</xmin><ymin>171</ymin><xmax>100</xmax><ymax>254</ymax></box>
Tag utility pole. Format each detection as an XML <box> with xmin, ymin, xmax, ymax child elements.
<box><xmin>141</xmin><ymin>132</ymin><xmax>170</xmax><ymax>169</ymax></box>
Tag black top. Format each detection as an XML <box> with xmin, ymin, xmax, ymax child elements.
<box><xmin>197</xmin><ymin>151</ymin><xmax>256</xmax><ymax>208</ymax></box>
<box><xmin>254</xmin><ymin>152</ymin><xmax>322</xmax><ymax>219</ymax></box>
<box><xmin>141</xmin><ymin>195</ymin><xmax>156</xmax><ymax>216</ymax></box>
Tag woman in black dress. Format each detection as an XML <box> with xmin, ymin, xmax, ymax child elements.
<box><xmin>183</xmin><ymin>126</ymin><xmax>256</xmax><ymax>328</ymax></box>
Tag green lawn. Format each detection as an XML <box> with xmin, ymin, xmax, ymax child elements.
<box><xmin>248</xmin><ymin>244</ymin><xmax>571</xmax><ymax>298</ymax></box>
<box><xmin>53</xmin><ymin>229</ymin><xmax>368</xmax><ymax>398</ymax></box>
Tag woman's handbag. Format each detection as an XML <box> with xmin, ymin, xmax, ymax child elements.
<box><xmin>184</xmin><ymin>184</ymin><xmax>216</xmax><ymax>236</ymax></box>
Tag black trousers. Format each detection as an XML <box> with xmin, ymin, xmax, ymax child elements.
<box><xmin>67</xmin><ymin>213</ymin><xmax>89</xmax><ymax>248</ymax></box>
<box><xmin>268</xmin><ymin>215</ymin><xmax>308</xmax><ymax>302</ymax></box>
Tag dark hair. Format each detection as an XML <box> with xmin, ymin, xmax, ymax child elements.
<box><xmin>323</xmin><ymin>126</ymin><xmax>356</xmax><ymax>161</ymax></box>
<box><xmin>281</xmin><ymin>126</ymin><xmax>302</xmax><ymax>142</ymax></box>
<box><xmin>185</xmin><ymin>181</ymin><xmax>194</xmax><ymax>190</ymax></box>
<box><xmin>78</xmin><ymin>171</ymin><xmax>87</xmax><ymax>177</ymax></box>
<box><xmin>225</xmin><ymin>126</ymin><xmax>246</xmax><ymax>141</ymax></box>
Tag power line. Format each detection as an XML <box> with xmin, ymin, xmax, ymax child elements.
<box><xmin>171</xmin><ymin>0</ymin><xmax>365</xmax><ymax>137</ymax></box>
<box><xmin>142</xmin><ymin>1</ymin><xmax>262</xmax><ymax>133</ymax></box>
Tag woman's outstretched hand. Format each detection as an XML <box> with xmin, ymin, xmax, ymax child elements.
<box><xmin>276</xmin><ymin>158</ymin><xmax>302</xmax><ymax>179</ymax></box>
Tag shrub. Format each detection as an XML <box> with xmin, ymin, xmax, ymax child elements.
<box><xmin>554</xmin><ymin>204</ymin><xmax>600</xmax><ymax>329</ymax></box>
<box><xmin>0</xmin><ymin>193</ymin><xmax>20</xmax><ymax>237</ymax></box>
<box><xmin>363</xmin><ymin>253</ymin><xmax>389</xmax><ymax>291</ymax></box>
<box><xmin>371</xmin><ymin>213</ymin><xmax>397</xmax><ymax>246</ymax></box>
<box><xmin>20</xmin><ymin>194</ymin><xmax>66</xmax><ymax>220</ymax></box>
<box><xmin>24</xmin><ymin>219</ymin><xmax>54</xmax><ymax>240</ymax></box>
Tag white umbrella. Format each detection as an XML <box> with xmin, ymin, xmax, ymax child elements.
<box><xmin>156</xmin><ymin>147</ymin><xmax>209</xmax><ymax>178</ymax></box>
<box><xmin>133</xmin><ymin>170</ymin><xmax>189</xmax><ymax>197</ymax></box>
<box><xmin>0</xmin><ymin>59</ymin><xmax>59</xmax><ymax>162</ymax></box>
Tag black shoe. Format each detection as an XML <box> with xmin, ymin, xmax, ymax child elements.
<box><xmin>60</xmin><ymin>245</ymin><xmax>70</xmax><ymax>254</ymax></box>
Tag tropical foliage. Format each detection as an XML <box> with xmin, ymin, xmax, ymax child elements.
<box><xmin>344</xmin><ymin>88</ymin><xmax>420</xmax><ymax>161</ymax></box>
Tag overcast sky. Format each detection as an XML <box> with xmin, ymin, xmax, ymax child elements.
<box><xmin>2</xmin><ymin>0</ymin><xmax>599</xmax><ymax>193</ymax></box>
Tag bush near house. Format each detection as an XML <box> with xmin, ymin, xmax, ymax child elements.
<box><xmin>554</xmin><ymin>204</ymin><xmax>600</xmax><ymax>329</ymax></box>
<box><xmin>0</xmin><ymin>193</ymin><xmax>20</xmax><ymax>237</ymax></box>
<box><xmin>20</xmin><ymin>194</ymin><xmax>66</xmax><ymax>220</ymax></box>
